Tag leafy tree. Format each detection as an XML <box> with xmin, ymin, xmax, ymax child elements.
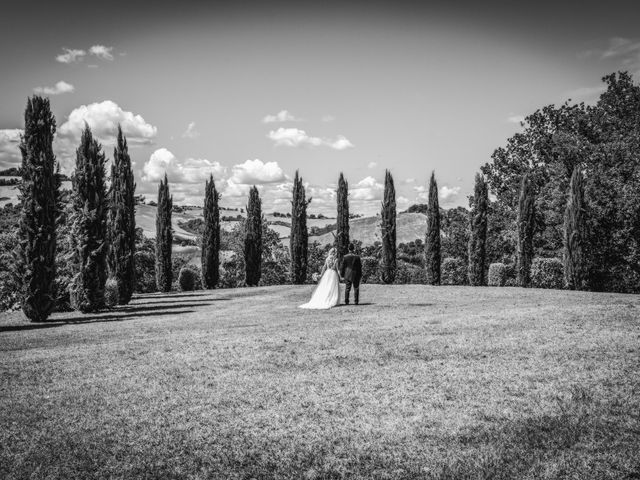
<box><xmin>245</xmin><ymin>186</ymin><xmax>262</xmax><ymax>286</ymax></box>
<box><xmin>201</xmin><ymin>175</ymin><xmax>220</xmax><ymax>289</ymax></box>
<box><xmin>336</xmin><ymin>173</ymin><xmax>349</xmax><ymax>262</ymax></box>
<box><xmin>564</xmin><ymin>166</ymin><xmax>586</xmax><ymax>290</ymax></box>
<box><xmin>70</xmin><ymin>125</ymin><xmax>108</xmax><ymax>312</ymax></box>
<box><xmin>107</xmin><ymin>125</ymin><xmax>136</xmax><ymax>304</ymax></box>
<box><xmin>155</xmin><ymin>174</ymin><xmax>173</xmax><ymax>292</ymax></box>
<box><xmin>441</xmin><ymin>206</ymin><xmax>470</xmax><ymax>262</ymax></box>
<box><xmin>468</xmin><ymin>173</ymin><xmax>488</xmax><ymax>286</ymax></box>
<box><xmin>380</xmin><ymin>170</ymin><xmax>397</xmax><ymax>284</ymax></box>
<box><xmin>16</xmin><ymin>96</ymin><xmax>59</xmax><ymax>321</ymax></box>
<box><xmin>290</xmin><ymin>170</ymin><xmax>310</xmax><ymax>284</ymax></box>
<box><xmin>425</xmin><ymin>171</ymin><xmax>441</xmax><ymax>284</ymax></box>
<box><xmin>517</xmin><ymin>174</ymin><xmax>536</xmax><ymax>287</ymax></box>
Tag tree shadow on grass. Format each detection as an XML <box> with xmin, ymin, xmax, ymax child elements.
<box><xmin>53</xmin><ymin>309</ymin><xmax>197</xmax><ymax>324</ymax></box>
<box><xmin>134</xmin><ymin>291</ymin><xmax>210</xmax><ymax>300</ymax></box>
<box><xmin>0</xmin><ymin>323</ymin><xmax>63</xmax><ymax>333</ymax></box>
<box><xmin>139</xmin><ymin>298</ymin><xmax>230</xmax><ymax>306</ymax></box>
<box><xmin>115</xmin><ymin>302</ymin><xmax>213</xmax><ymax>314</ymax></box>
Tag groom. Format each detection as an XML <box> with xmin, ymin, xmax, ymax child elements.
<box><xmin>340</xmin><ymin>243</ymin><xmax>362</xmax><ymax>305</ymax></box>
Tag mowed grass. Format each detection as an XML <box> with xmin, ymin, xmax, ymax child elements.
<box><xmin>1</xmin><ymin>285</ymin><xmax>639</xmax><ymax>479</ymax></box>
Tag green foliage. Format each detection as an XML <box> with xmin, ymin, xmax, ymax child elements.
<box><xmin>244</xmin><ymin>186</ymin><xmax>262</xmax><ymax>286</ymax></box>
<box><xmin>107</xmin><ymin>126</ymin><xmax>136</xmax><ymax>304</ymax></box>
<box><xmin>17</xmin><ymin>96</ymin><xmax>59</xmax><ymax>321</ymax></box>
<box><xmin>179</xmin><ymin>265</ymin><xmax>201</xmax><ymax>291</ymax></box>
<box><xmin>425</xmin><ymin>171</ymin><xmax>441</xmax><ymax>285</ymax></box>
<box><xmin>564</xmin><ymin>167</ymin><xmax>586</xmax><ymax>290</ymax></box>
<box><xmin>361</xmin><ymin>256</ymin><xmax>380</xmax><ymax>284</ymax></box>
<box><xmin>201</xmin><ymin>175</ymin><xmax>220</xmax><ymax>289</ymax></box>
<box><xmin>441</xmin><ymin>206</ymin><xmax>469</xmax><ymax>263</ymax></box>
<box><xmin>531</xmin><ymin>257</ymin><xmax>564</xmax><ymax>289</ymax></box>
<box><xmin>290</xmin><ymin>170</ymin><xmax>310</xmax><ymax>284</ymax></box>
<box><xmin>306</xmin><ymin>241</ymin><xmax>331</xmax><ymax>283</ymax></box>
<box><xmin>468</xmin><ymin>173</ymin><xmax>488</xmax><ymax>286</ymax></box>
<box><xmin>380</xmin><ymin>170</ymin><xmax>397</xmax><ymax>284</ymax></box>
<box><xmin>155</xmin><ymin>174</ymin><xmax>173</xmax><ymax>293</ymax></box>
<box><xmin>517</xmin><ymin>174</ymin><xmax>536</xmax><ymax>287</ymax></box>
<box><xmin>104</xmin><ymin>278</ymin><xmax>120</xmax><ymax>308</ymax></box>
<box><xmin>442</xmin><ymin>257</ymin><xmax>467</xmax><ymax>285</ymax></box>
<box><xmin>488</xmin><ymin>263</ymin><xmax>507</xmax><ymax>287</ymax></box>
<box><xmin>394</xmin><ymin>260</ymin><xmax>427</xmax><ymax>284</ymax></box>
<box><xmin>0</xmin><ymin>229</ymin><xmax>20</xmax><ymax>312</ymax></box>
<box><xmin>69</xmin><ymin>125</ymin><xmax>108</xmax><ymax>313</ymax></box>
<box><xmin>336</xmin><ymin>172</ymin><xmax>349</xmax><ymax>262</ymax></box>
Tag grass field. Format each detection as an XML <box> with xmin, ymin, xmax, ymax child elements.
<box><xmin>1</xmin><ymin>285</ymin><xmax>639</xmax><ymax>479</ymax></box>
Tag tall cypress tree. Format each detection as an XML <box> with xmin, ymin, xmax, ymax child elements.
<box><xmin>336</xmin><ymin>173</ymin><xmax>350</xmax><ymax>262</ymax></box>
<box><xmin>155</xmin><ymin>174</ymin><xmax>173</xmax><ymax>293</ymax></box>
<box><xmin>290</xmin><ymin>170</ymin><xmax>310</xmax><ymax>284</ymax></box>
<box><xmin>564</xmin><ymin>166</ymin><xmax>585</xmax><ymax>290</ymax></box>
<box><xmin>17</xmin><ymin>96</ymin><xmax>58</xmax><ymax>321</ymax></box>
<box><xmin>201</xmin><ymin>175</ymin><xmax>220</xmax><ymax>289</ymax></box>
<box><xmin>70</xmin><ymin>125</ymin><xmax>108</xmax><ymax>312</ymax></box>
<box><xmin>107</xmin><ymin>125</ymin><xmax>136</xmax><ymax>304</ymax></box>
<box><xmin>468</xmin><ymin>173</ymin><xmax>488</xmax><ymax>286</ymax></box>
<box><xmin>517</xmin><ymin>173</ymin><xmax>535</xmax><ymax>287</ymax></box>
<box><xmin>244</xmin><ymin>186</ymin><xmax>262</xmax><ymax>286</ymax></box>
<box><xmin>425</xmin><ymin>171</ymin><xmax>441</xmax><ymax>285</ymax></box>
<box><xmin>380</xmin><ymin>170</ymin><xmax>397</xmax><ymax>284</ymax></box>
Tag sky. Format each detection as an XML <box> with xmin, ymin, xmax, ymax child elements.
<box><xmin>1</xmin><ymin>0</ymin><xmax>639</xmax><ymax>215</ymax></box>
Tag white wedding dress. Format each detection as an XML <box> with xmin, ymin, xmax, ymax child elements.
<box><xmin>299</xmin><ymin>257</ymin><xmax>340</xmax><ymax>309</ymax></box>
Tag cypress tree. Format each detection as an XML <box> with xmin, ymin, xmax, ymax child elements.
<box><xmin>155</xmin><ymin>174</ymin><xmax>173</xmax><ymax>292</ymax></box>
<box><xmin>517</xmin><ymin>173</ymin><xmax>536</xmax><ymax>287</ymax></box>
<box><xmin>244</xmin><ymin>186</ymin><xmax>262</xmax><ymax>286</ymax></box>
<box><xmin>70</xmin><ymin>125</ymin><xmax>108</xmax><ymax>312</ymax></box>
<box><xmin>107</xmin><ymin>125</ymin><xmax>136</xmax><ymax>304</ymax></box>
<box><xmin>201</xmin><ymin>175</ymin><xmax>220</xmax><ymax>289</ymax></box>
<box><xmin>468</xmin><ymin>173</ymin><xmax>488</xmax><ymax>286</ymax></box>
<box><xmin>564</xmin><ymin>167</ymin><xmax>585</xmax><ymax>290</ymax></box>
<box><xmin>425</xmin><ymin>171</ymin><xmax>441</xmax><ymax>285</ymax></box>
<box><xmin>336</xmin><ymin>173</ymin><xmax>350</xmax><ymax>262</ymax></box>
<box><xmin>380</xmin><ymin>170</ymin><xmax>397</xmax><ymax>284</ymax></box>
<box><xmin>17</xmin><ymin>96</ymin><xmax>58</xmax><ymax>321</ymax></box>
<box><xmin>290</xmin><ymin>170</ymin><xmax>310</xmax><ymax>284</ymax></box>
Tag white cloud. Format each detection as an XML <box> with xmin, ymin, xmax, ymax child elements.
<box><xmin>601</xmin><ymin>37</ymin><xmax>640</xmax><ymax>59</ymax></box>
<box><xmin>262</xmin><ymin>110</ymin><xmax>300</xmax><ymax>123</ymax></box>
<box><xmin>56</xmin><ymin>48</ymin><xmax>86</xmax><ymax>63</ymax></box>
<box><xmin>267</xmin><ymin>127</ymin><xmax>354</xmax><ymax>150</ymax></box>
<box><xmin>230</xmin><ymin>159</ymin><xmax>285</xmax><ymax>185</ymax></box>
<box><xmin>351</xmin><ymin>176</ymin><xmax>384</xmax><ymax>201</ymax></box>
<box><xmin>0</xmin><ymin>129</ymin><xmax>22</xmax><ymax>168</ymax></box>
<box><xmin>182</xmin><ymin>121</ymin><xmax>200</xmax><ymax>139</ymax></box>
<box><xmin>89</xmin><ymin>45</ymin><xmax>114</xmax><ymax>61</ymax></box>
<box><xmin>404</xmin><ymin>178</ymin><xmax>416</xmax><ymax>184</ymax></box>
<box><xmin>507</xmin><ymin>114</ymin><xmax>525</xmax><ymax>124</ymax></box>
<box><xmin>142</xmin><ymin>148</ymin><xmax>226</xmax><ymax>184</ymax></box>
<box><xmin>440</xmin><ymin>185</ymin><xmax>461</xmax><ymax>200</ymax></box>
<box><xmin>566</xmin><ymin>85</ymin><xmax>607</xmax><ymax>101</ymax></box>
<box><xmin>321</xmin><ymin>114</ymin><xmax>336</xmax><ymax>122</ymax></box>
<box><xmin>367</xmin><ymin>161</ymin><xmax>378</xmax><ymax>169</ymax></box>
<box><xmin>34</xmin><ymin>80</ymin><xmax>75</xmax><ymax>96</ymax></box>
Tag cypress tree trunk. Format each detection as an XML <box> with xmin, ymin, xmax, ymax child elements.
<box><xmin>70</xmin><ymin>125</ymin><xmax>108</xmax><ymax>312</ymax></box>
<box><xmin>564</xmin><ymin>167</ymin><xmax>585</xmax><ymax>290</ymax></box>
<box><xmin>468</xmin><ymin>173</ymin><xmax>488</xmax><ymax>286</ymax></box>
<box><xmin>155</xmin><ymin>174</ymin><xmax>173</xmax><ymax>292</ymax></box>
<box><xmin>201</xmin><ymin>175</ymin><xmax>220</xmax><ymax>289</ymax></box>
<box><xmin>425</xmin><ymin>171</ymin><xmax>441</xmax><ymax>285</ymax></box>
<box><xmin>107</xmin><ymin>125</ymin><xmax>136</xmax><ymax>304</ymax></box>
<box><xmin>517</xmin><ymin>173</ymin><xmax>536</xmax><ymax>287</ymax></box>
<box><xmin>245</xmin><ymin>186</ymin><xmax>262</xmax><ymax>286</ymax></box>
<box><xmin>17</xmin><ymin>96</ymin><xmax>58</xmax><ymax>321</ymax></box>
<box><xmin>380</xmin><ymin>170</ymin><xmax>397</xmax><ymax>284</ymax></box>
<box><xmin>290</xmin><ymin>170</ymin><xmax>310</xmax><ymax>284</ymax></box>
<box><xmin>336</xmin><ymin>173</ymin><xmax>350</xmax><ymax>263</ymax></box>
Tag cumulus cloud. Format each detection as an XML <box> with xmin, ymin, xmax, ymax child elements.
<box><xmin>268</xmin><ymin>128</ymin><xmax>354</xmax><ymax>150</ymax></box>
<box><xmin>404</xmin><ymin>178</ymin><xmax>416</xmax><ymax>184</ymax></box>
<box><xmin>507</xmin><ymin>114</ymin><xmax>525</xmax><ymax>124</ymax></box>
<box><xmin>0</xmin><ymin>129</ymin><xmax>22</xmax><ymax>168</ymax></box>
<box><xmin>89</xmin><ymin>45</ymin><xmax>114</xmax><ymax>61</ymax></box>
<box><xmin>34</xmin><ymin>80</ymin><xmax>75</xmax><ymax>95</ymax></box>
<box><xmin>440</xmin><ymin>185</ymin><xmax>461</xmax><ymax>201</ymax></box>
<box><xmin>351</xmin><ymin>176</ymin><xmax>384</xmax><ymax>201</ymax></box>
<box><xmin>321</xmin><ymin>114</ymin><xmax>336</xmax><ymax>122</ymax></box>
<box><xmin>182</xmin><ymin>121</ymin><xmax>200</xmax><ymax>139</ymax></box>
<box><xmin>367</xmin><ymin>161</ymin><xmax>378</xmax><ymax>169</ymax></box>
<box><xmin>229</xmin><ymin>159</ymin><xmax>285</xmax><ymax>185</ymax></box>
<box><xmin>262</xmin><ymin>110</ymin><xmax>300</xmax><ymax>123</ymax></box>
<box><xmin>56</xmin><ymin>48</ymin><xmax>86</xmax><ymax>63</ymax></box>
<box><xmin>142</xmin><ymin>148</ymin><xmax>226</xmax><ymax>184</ymax></box>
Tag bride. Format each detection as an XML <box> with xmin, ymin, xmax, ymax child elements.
<box><xmin>299</xmin><ymin>247</ymin><xmax>340</xmax><ymax>309</ymax></box>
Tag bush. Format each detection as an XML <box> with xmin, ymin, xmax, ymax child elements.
<box><xmin>488</xmin><ymin>263</ymin><xmax>507</xmax><ymax>286</ymax></box>
<box><xmin>134</xmin><ymin>250</ymin><xmax>157</xmax><ymax>293</ymax></box>
<box><xmin>361</xmin><ymin>256</ymin><xmax>380</xmax><ymax>284</ymax></box>
<box><xmin>441</xmin><ymin>257</ymin><xmax>466</xmax><ymax>285</ymax></box>
<box><xmin>178</xmin><ymin>265</ymin><xmax>201</xmax><ymax>291</ymax></box>
<box><xmin>531</xmin><ymin>257</ymin><xmax>564</xmax><ymax>289</ymax></box>
<box><xmin>104</xmin><ymin>278</ymin><xmax>120</xmax><ymax>307</ymax></box>
<box><xmin>394</xmin><ymin>261</ymin><xmax>427</xmax><ymax>284</ymax></box>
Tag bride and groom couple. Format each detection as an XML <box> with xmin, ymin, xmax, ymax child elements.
<box><xmin>300</xmin><ymin>243</ymin><xmax>363</xmax><ymax>310</ymax></box>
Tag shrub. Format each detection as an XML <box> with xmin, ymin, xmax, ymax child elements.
<box><xmin>179</xmin><ymin>265</ymin><xmax>201</xmax><ymax>291</ymax></box>
<box><xmin>134</xmin><ymin>251</ymin><xmax>157</xmax><ymax>293</ymax></box>
<box><xmin>531</xmin><ymin>257</ymin><xmax>564</xmax><ymax>289</ymax></box>
<box><xmin>488</xmin><ymin>263</ymin><xmax>507</xmax><ymax>286</ymax></box>
<box><xmin>104</xmin><ymin>278</ymin><xmax>120</xmax><ymax>308</ymax></box>
<box><xmin>441</xmin><ymin>257</ymin><xmax>466</xmax><ymax>285</ymax></box>
<box><xmin>394</xmin><ymin>261</ymin><xmax>427</xmax><ymax>284</ymax></box>
<box><xmin>361</xmin><ymin>256</ymin><xmax>379</xmax><ymax>284</ymax></box>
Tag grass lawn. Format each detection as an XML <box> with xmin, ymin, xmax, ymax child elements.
<box><xmin>1</xmin><ymin>285</ymin><xmax>639</xmax><ymax>479</ymax></box>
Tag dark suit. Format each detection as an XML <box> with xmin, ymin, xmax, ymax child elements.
<box><xmin>340</xmin><ymin>253</ymin><xmax>362</xmax><ymax>304</ymax></box>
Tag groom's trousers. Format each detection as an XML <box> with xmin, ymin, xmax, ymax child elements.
<box><xmin>345</xmin><ymin>280</ymin><xmax>359</xmax><ymax>304</ymax></box>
